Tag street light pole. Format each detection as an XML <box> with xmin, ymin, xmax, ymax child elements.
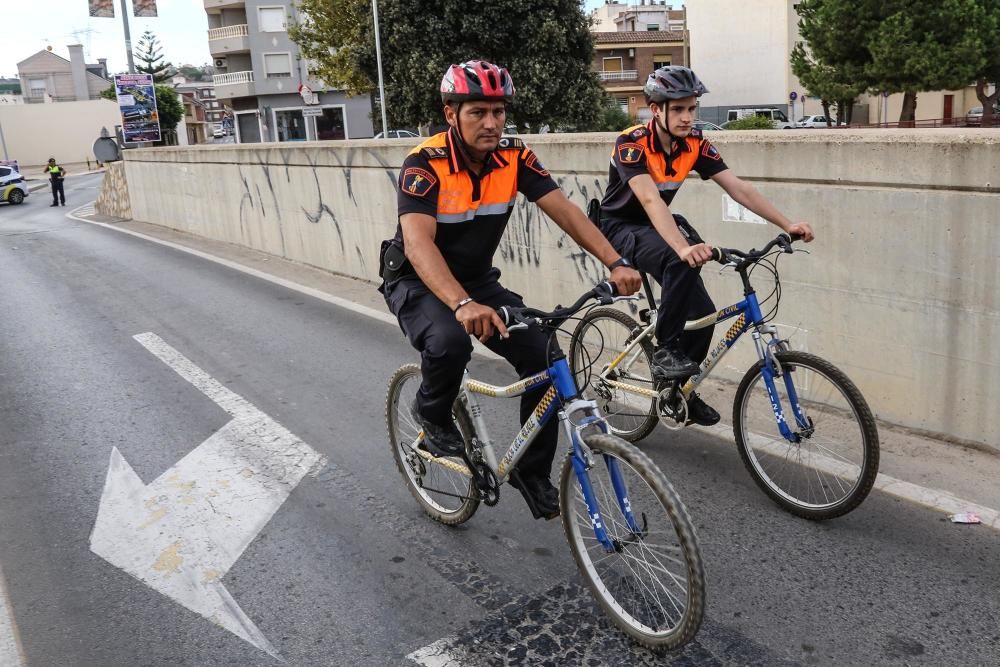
<box><xmin>120</xmin><ymin>0</ymin><xmax>136</xmax><ymax>73</ymax></box>
<box><xmin>371</xmin><ymin>0</ymin><xmax>389</xmax><ymax>138</ymax></box>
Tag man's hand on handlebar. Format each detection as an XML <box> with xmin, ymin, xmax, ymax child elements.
<box><xmin>786</xmin><ymin>222</ymin><xmax>815</xmax><ymax>242</ymax></box>
<box><xmin>456</xmin><ymin>301</ymin><xmax>509</xmax><ymax>342</ymax></box>
<box><xmin>679</xmin><ymin>242</ymin><xmax>714</xmax><ymax>268</ymax></box>
<box><xmin>609</xmin><ymin>266</ymin><xmax>642</xmax><ymax>295</ymax></box>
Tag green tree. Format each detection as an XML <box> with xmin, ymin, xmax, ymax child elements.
<box><xmin>586</xmin><ymin>96</ymin><xmax>633</xmax><ymax>132</ymax></box>
<box><xmin>134</xmin><ymin>30</ymin><xmax>173</xmax><ymax>83</ymax></box>
<box><xmin>725</xmin><ymin>115</ymin><xmax>775</xmax><ymax>130</ymax></box>
<box><xmin>972</xmin><ymin>0</ymin><xmax>1000</xmax><ymax>127</ymax></box>
<box><xmin>289</xmin><ymin>0</ymin><xmax>604</xmax><ymax>131</ymax></box>
<box><xmin>153</xmin><ymin>84</ymin><xmax>183</xmax><ymax>132</ymax></box>
<box><xmin>792</xmin><ymin>0</ymin><xmax>876</xmax><ymax>125</ymax></box>
<box><xmin>865</xmin><ymin>0</ymin><xmax>990</xmax><ymax>123</ymax></box>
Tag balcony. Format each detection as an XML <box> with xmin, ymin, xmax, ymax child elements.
<box><xmin>208</xmin><ymin>24</ymin><xmax>250</xmax><ymax>55</ymax></box>
<box><xmin>599</xmin><ymin>70</ymin><xmax>639</xmax><ymax>82</ymax></box>
<box><xmin>203</xmin><ymin>0</ymin><xmax>244</xmax><ymax>10</ymax></box>
<box><xmin>213</xmin><ymin>71</ymin><xmax>255</xmax><ymax>99</ymax></box>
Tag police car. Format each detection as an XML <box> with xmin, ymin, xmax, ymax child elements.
<box><xmin>0</xmin><ymin>164</ymin><xmax>29</xmax><ymax>205</ymax></box>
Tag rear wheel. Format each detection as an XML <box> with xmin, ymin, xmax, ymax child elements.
<box><xmin>386</xmin><ymin>364</ymin><xmax>479</xmax><ymax>525</ymax></box>
<box><xmin>733</xmin><ymin>351</ymin><xmax>879</xmax><ymax>520</ymax></box>
<box><xmin>569</xmin><ymin>308</ymin><xmax>658</xmax><ymax>443</ymax></box>
<box><xmin>560</xmin><ymin>434</ymin><xmax>704</xmax><ymax>649</ymax></box>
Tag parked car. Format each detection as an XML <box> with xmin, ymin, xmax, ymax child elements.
<box><xmin>797</xmin><ymin>114</ymin><xmax>837</xmax><ymax>128</ymax></box>
<box><xmin>373</xmin><ymin>129</ymin><xmax>419</xmax><ymax>139</ymax></box>
<box><xmin>213</xmin><ymin>126</ymin><xmax>225</xmax><ymax>138</ymax></box>
<box><xmin>965</xmin><ymin>105</ymin><xmax>1000</xmax><ymax>127</ymax></box>
<box><xmin>726</xmin><ymin>108</ymin><xmax>795</xmax><ymax>129</ymax></box>
<box><xmin>693</xmin><ymin>120</ymin><xmax>724</xmax><ymax>131</ymax></box>
<box><xmin>0</xmin><ymin>165</ymin><xmax>29</xmax><ymax>205</ymax></box>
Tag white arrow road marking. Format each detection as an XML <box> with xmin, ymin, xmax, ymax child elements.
<box><xmin>89</xmin><ymin>332</ymin><xmax>326</xmax><ymax>660</ymax></box>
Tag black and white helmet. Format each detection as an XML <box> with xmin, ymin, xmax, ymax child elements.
<box><xmin>644</xmin><ymin>66</ymin><xmax>708</xmax><ymax>103</ymax></box>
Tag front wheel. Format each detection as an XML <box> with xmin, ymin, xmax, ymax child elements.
<box><xmin>568</xmin><ymin>308</ymin><xmax>659</xmax><ymax>443</ymax></box>
<box><xmin>8</xmin><ymin>190</ymin><xmax>24</xmax><ymax>205</ymax></box>
<box><xmin>386</xmin><ymin>364</ymin><xmax>479</xmax><ymax>525</ymax></box>
<box><xmin>560</xmin><ymin>434</ymin><xmax>704</xmax><ymax>649</ymax></box>
<box><xmin>733</xmin><ymin>351</ymin><xmax>879</xmax><ymax>520</ymax></box>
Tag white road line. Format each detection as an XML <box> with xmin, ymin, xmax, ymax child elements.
<box><xmin>407</xmin><ymin>636</ymin><xmax>471</xmax><ymax>666</ymax></box>
<box><xmin>0</xmin><ymin>563</ymin><xmax>26</xmax><ymax>667</ymax></box>
<box><xmin>67</xmin><ymin>204</ymin><xmax>1000</xmax><ymax>527</ymax></box>
<box><xmin>704</xmin><ymin>423</ymin><xmax>1000</xmax><ymax>529</ymax></box>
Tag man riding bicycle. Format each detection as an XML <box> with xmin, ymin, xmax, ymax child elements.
<box><xmin>380</xmin><ymin>59</ymin><xmax>641</xmax><ymax>519</ymax></box>
<box><xmin>598</xmin><ymin>65</ymin><xmax>814</xmax><ymax>426</ymax></box>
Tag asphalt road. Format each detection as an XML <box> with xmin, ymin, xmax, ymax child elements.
<box><xmin>0</xmin><ymin>174</ymin><xmax>997</xmax><ymax>666</ymax></box>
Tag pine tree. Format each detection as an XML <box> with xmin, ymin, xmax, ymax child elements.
<box><xmin>134</xmin><ymin>30</ymin><xmax>173</xmax><ymax>83</ymax></box>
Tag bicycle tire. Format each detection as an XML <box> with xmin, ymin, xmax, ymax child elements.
<box><xmin>560</xmin><ymin>433</ymin><xmax>704</xmax><ymax>649</ymax></box>
<box><xmin>386</xmin><ymin>364</ymin><xmax>480</xmax><ymax>525</ymax></box>
<box><xmin>568</xmin><ymin>308</ymin><xmax>659</xmax><ymax>443</ymax></box>
<box><xmin>733</xmin><ymin>351</ymin><xmax>880</xmax><ymax>520</ymax></box>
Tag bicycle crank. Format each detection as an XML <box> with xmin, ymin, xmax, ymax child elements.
<box><xmin>657</xmin><ymin>384</ymin><xmax>688</xmax><ymax>430</ymax></box>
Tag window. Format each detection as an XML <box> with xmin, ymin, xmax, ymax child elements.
<box><xmin>653</xmin><ymin>55</ymin><xmax>672</xmax><ymax>70</ymax></box>
<box><xmin>602</xmin><ymin>57</ymin><xmax>623</xmax><ymax>73</ymax></box>
<box><xmin>258</xmin><ymin>6</ymin><xmax>286</xmax><ymax>32</ymax></box>
<box><xmin>0</xmin><ymin>167</ymin><xmax>9</xmax><ymax>178</ymax></box>
<box><xmin>646</xmin><ymin>23</ymin><xmax>659</xmax><ymax>31</ymax></box>
<box><xmin>28</xmin><ymin>78</ymin><xmax>46</xmax><ymax>98</ymax></box>
<box><xmin>616</xmin><ymin>97</ymin><xmax>628</xmax><ymax>114</ymax></box>
<box><xmin>315</xmin><ymin>107</ymin><xmax>346</xmax><ymax>140</ymax></box>
<box><xmin>264</xmin><ymin>53</ymin><xmax>292</xmax><ymax>78</ymax></box>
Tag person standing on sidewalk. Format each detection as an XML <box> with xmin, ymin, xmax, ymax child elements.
<box><xmin>44</xmin><ymin>158</ymin><xmax>66</xmax><ymax>207</ymax></box>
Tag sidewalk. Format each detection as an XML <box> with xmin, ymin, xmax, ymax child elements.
<box><xmin>67</xmin><ymin>205</ymin><xmax>1000</xmax><ymax>527</ymax></box>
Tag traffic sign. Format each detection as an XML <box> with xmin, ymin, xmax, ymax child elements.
<box><xmin>789</xmin><ymin>91</ymin><xmax>798</xmax><ymax>101</ymax></box>
<box><xmin>302</xmin><ymin>107</ymin><xmax>324</xmax><ymax>117</ymax></box>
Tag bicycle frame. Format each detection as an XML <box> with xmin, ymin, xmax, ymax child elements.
<box><xmin>597</xmin><ymin>289</ymin><xmax>810</xmax><ymax>442</ymax></box>
<box><xmin>414</xmin><ymin>353</ymin><xmax>642</xmax><ymax>552</ymax></box>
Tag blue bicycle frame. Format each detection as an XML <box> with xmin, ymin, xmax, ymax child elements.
<box><xmin>456</xmin><ymin>354</ymin><xmax>642</xmax><ymax>553</ymax></box>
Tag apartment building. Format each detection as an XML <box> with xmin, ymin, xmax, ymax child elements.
<box><xmin>592</xmin><ymin>31</ymin><xmax>688</xmax><ymax>121</ymax></box>
<box><xmin>17</xmin><ymin>46</ymin><xmax>110</xmax><ymax>104</ymax></box>
<box><xmin>204</xmin><ymin>0</ymin><xmax>374</xmax><ymax>143</ymax></box>
<box><xmin>173</xmin><ymin>76</ymin><xmax>226</xmax><ymax>140</ymax></box>
<box><xmin>591</xmin><ymin>0</ymin><xmax>686</xmax><ymax>33</ymax></box>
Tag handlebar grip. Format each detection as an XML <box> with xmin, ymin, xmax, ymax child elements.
<box><xmin>711</xmin><ymin>248</ymin><xmax>724</xmax><ymax>263</ymax></box>
<box><xmin>497</xmin><ymin>305</ymin><xmax>513</xmax><ymax>326</ymax></box>
<box><xmin>788</xmin><ymin>232</ymin><xmax>804</xmax><ymax>242</ymax></box>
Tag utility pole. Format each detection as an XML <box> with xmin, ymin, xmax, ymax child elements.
<box><xmin>120</xmin><ymin>0</ymin><xmax>136</xmax><ymax>73</ymax></box>
<box><xmin>371</xmin><ymin>0</ymin><xmax>389</xmax><ymax>138</ymax></box>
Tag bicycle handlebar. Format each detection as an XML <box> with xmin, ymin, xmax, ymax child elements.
<box><xmin>497</xmin><ymin>281</ymin><xmax>624</xmax><ymax>330</ymax></box>
<box><xmin>711</xmin><ymin>232</ymin><xmax>803</xmax><ymax>267</ymax></box>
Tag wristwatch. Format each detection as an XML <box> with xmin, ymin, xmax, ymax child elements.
<box><xmin>608</xmin><ymin>257</ymin><xmax>632</xmax><ymax>270</ymax></box>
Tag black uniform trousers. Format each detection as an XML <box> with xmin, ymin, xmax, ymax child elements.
<box><xmin>601</xmin><ymin>214</ymin><xmax>716</xmax><ymax>364</ymax></box>
<box><xmin>50</xmin><ymin>178</ymin><xmax>65</xmax><ymax>205</ymax></box>
<box><xmin>383</xmin><ymin>268</ymin><xmax>558</xmax><ymax>478</ymax></box>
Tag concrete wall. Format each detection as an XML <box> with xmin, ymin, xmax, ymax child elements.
<box><xmin>0</xmin><ymin>99</ymin><xmax>121</xmax><ymax>168</ymax></box>
<box><xmin>117</xmin><ymin>130</ymin><xmax>1000</xmax><ymax>451</ymax></box>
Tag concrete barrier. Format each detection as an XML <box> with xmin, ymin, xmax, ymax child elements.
<box><xmin>117</xmin><ymin>129</ymin><xmax>1000</xmax><ymax>451</ymax></box>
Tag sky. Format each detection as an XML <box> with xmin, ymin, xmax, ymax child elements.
<box><xmin>1</xmin><ymin>0</ymin><xmax>211</xmax><ymax>77</ymax></box>
<box><xmin>1</xmin><ymin>0</ymin><xmax>678</xmax><ymax>78</ymax></box>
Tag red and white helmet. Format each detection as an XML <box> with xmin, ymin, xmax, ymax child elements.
<box><xmin>440</xmin><ymin>60</ymin><xmax>515</xmax><ymax>104</ymax></box>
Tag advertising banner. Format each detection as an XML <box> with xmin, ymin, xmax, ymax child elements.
<box><xmin>89</xmin><ymin>0</ymin><xmax>115</xmax><ymax>17</ymax></box>
<box><xmin>114</xmin><ymin>74</ymin><xmax>161</xmax><ymax>143</ymax></box>
<box><xmin>132</xmin><ymin>0</ymin><xmax>158</xmax><ymax>17</ymax></box>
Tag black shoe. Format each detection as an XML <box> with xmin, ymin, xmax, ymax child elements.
<box><xmin>411</xmin><ymin>400</ymin><xmax>465</xmax><ymax>457</ymax></box>
<box><xmin>686</xmin><ymin>392</ymin><xmax>720</xmax><ymax>426</ymax></box>
<box><xmin>509</xmin><ymin>470</ymin><xmax>560</xmax><ymax>520</ymax></box>
<box><xmin>60</xmin><ymin>202</ymin><xmax>66</xmax><ymax>206</ymax></box>
<box><xmin>50</xmin><ymin>203</ymin><xmax>59</xmax><ymax>207</ymax></box>
<box><xmin>652</xmin><ymin>345</ymin><xmax>700</xmax><ymax>382</ymax></box>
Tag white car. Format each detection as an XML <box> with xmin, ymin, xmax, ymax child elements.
<box><xmin>797</xmin><ymin>115</ymin><xmax>836</xmax><ymax>128</ymax></box>
<box><xmin>373</xmin><ymin>129</ymin><xmax>419</xmax><ymax>139</ymax></box>
<box><xmin>0</xmin><ymin>165</ymin><xmax>29</xmax><ymax>205</ymax></box>
<box><xmin>213</xmin><ymin>126</ymin><xmax>225</xmax><ymax>138</ymax></box>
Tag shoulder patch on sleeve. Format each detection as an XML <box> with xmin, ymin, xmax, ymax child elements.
<box><xmin>497</xmin><ymin>136</ymin><xmax>525</xmax><ymax>150</ymax></box>
<box><xmin>523</xmin><ymin>150</ymin><xmax>549</xmax><ymax>177</ymax></box>
<box><xmin>628</xmin><ymin>126</ymin><xmax>651</xmax><ymax>140</ymax></box>
<box><xmin>401</xmin><ymin>167</ymin><xmax>437</xmax><ymax>197</ymax></box>
<box><xmin>701</xmin><ymin>140</ymin><xmax>722</xmax><ymax>161</ymax></box>
<box><xmin>617</xmin><ymin>142</ymin><xmax>646</xmax><ymax>165</ymax></box>
<box><xmin>689</xmin><ymin>127</ymin><xmax>703</xmax><ymax>138</ymax></box>
<box><xmin>420</xmin><ymin>146</ymin><xmax>450</xmax><ymax>160</ymax></box>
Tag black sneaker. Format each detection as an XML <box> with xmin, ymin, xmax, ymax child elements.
<box><xmin>686</xmin><ymin>392</ymin><xmax>720</xmax><ymax>426</ymax></box>
<box><xmin>411</xmin><ymin>400</ymin><xmax>465</xmax><ymax>457</ymax></box>
<box><xmin>652</xmin><ymin>345</ymin><xmax>700</xmax><ymax>382</ymax></box>
<box><xmin>509</xmin><ymin>470</ymin><xmax>560</xmax><ymax>520</ymax></box>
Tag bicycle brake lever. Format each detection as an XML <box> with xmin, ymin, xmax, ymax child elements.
<box><xmin>506</xmin><ymin>322</ymin><xmax>530</xmax><ymax>333</ymax></box>
<box><xmin>613</xmin><ymin>295</ymin><xmax>641</xmax><ymax>302</ymax></box>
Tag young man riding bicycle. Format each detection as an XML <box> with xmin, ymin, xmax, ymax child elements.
<box><xmin>598</xmin><ymin>65</ymin><xmax>814</xmax><ymax>426</ymax></box>
<box><xmin>380</xmin><ymin>59</ymin><xmax>641</xmax><ymax>519</ymax></box>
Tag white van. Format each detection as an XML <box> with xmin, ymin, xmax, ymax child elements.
<box><xmin>726</xmin><ymin>108</ymin><xmax>795</xmax><ymax>129</ymax></box>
